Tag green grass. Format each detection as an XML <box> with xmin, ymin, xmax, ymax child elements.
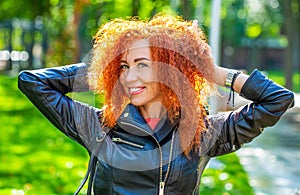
<box><xmin>0</xmin><ymin>75</ymin><xmax>89</xmax><ymax>194</ymax></box>
<box><xmin>0</xmin><ymin>74</ymin><xmax>253</xmax><ymax>194</ymax></box>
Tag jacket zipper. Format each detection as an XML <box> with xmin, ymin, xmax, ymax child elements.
<box><xmin>112</xmin><ymin>137</ymin><xmax>144</xmax><ymax>148</ymax></box>
<box><xmin>119</xmin><ymin>121</ymin><xmax>175</xmax><ymax>195</ymax></box>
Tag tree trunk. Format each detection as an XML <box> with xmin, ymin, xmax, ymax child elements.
<box><xmin>132</xmin><ymin>0</ymin><xmax>140</xmax><ymax>16</ymax></box>
<box><xmin>73</xmin><ymin>0</ymin><xmax>90</xmax><ymax>63</ymax></box>
<box><xmin>180</xmin><ymin>0</ymin><xmax>192</xmax><ymax>19</ymax></box>
<box><xmin>282</xmin><ymin>0</ymin><xmax>300</xmax><ymax>90</ymax></box>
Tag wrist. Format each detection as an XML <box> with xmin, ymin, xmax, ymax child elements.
<box><xmin>225</xmin><ymin>70</ymin><xmax>241</xmax><ymax>91</ymax></box>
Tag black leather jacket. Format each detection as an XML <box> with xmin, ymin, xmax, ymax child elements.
<box><xmin>18</xmin><ymin>63</ymin><xmax>294</xmax><ymax>195</ymax></box>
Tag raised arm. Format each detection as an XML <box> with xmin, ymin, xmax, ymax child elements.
<box><xmin>206</xmin><ymin>66</ymin><xmax>295</xmax><ymax>157</ymax></box>
<box><xmin>18</xmin><ymin>63</ymin><xmax>100</xmax><ymax>147</ymax></box>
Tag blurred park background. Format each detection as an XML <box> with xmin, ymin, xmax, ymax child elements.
<box><xmin>0</xmin><ymin>0</ymin><xmax>299</xmax><ymax>194</ymax></box>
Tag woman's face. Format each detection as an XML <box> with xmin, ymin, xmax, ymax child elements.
<box><xmin>119</xmin><ymin>39</ymin><xmax>162</xmax><ymax>110</ymax></box>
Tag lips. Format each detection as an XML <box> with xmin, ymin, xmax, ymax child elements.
<box><xmin>129</xmin><ymin>87</ymin><xmax>145</xmax><ymax>95</ymax></box>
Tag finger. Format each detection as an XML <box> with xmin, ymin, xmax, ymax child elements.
<box><xmin>192</xmin><ymin>20</ymin><xmax>198</xmax><ymax>28</ymax></box>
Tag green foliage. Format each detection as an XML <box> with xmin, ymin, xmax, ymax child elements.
<box><xmin>200</xmin><ymin>154</ymin><xmax>254</xmax><ymax>195</ymax></box>
<box><xmin>1</xmin><ymin>0</ymin><xmax>298</xmax><ymax>77</ymax></box>
<box><xmin>267</xmin><ymin>70</ymin><xmax>300</xmax><ymax>92</ymax></box>
<box><xmin>0</xmin><ymin>75</ymin><xmax>254</xmax><ymax>194</ymax></box>
<box><xmin>0</xmin><ymin>0</ymin><xmax>50</xmax><ymax>19</ymax></box>
<box><xmin>221</xmin><ymin>0</ymin><xmax>283</xmax><ymax>46</ymax></box>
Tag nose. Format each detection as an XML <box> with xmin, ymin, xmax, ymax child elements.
<box><xmin>123</xmin><ymin>66</ymin><xmax>139</xmax><ymax>84</ymax></box>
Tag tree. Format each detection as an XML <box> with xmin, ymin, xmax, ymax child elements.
<box><xmin>73</xmin><ymin>0</ymin><xmax>91</xmax><ymax>62</ymax></box>
<box><xmin>132</xmin><ymin>0</ymin><xmax>141</xmax><ymax>16</ymax></box>
<box><xmin>281</xmin><ymin>0</ymin><xmax>300</xmax><ymax>89</ymax></box>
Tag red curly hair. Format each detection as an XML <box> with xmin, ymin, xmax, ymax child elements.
<box><xmin>88</xmin><ymin>14</ymin><xmax>215</xmax><ymax>155</ymax></box>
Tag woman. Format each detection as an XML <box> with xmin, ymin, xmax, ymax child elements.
<box><xmin>18</xmin><ymin>14</ymin><xmax>294</xmax><ymax>195</ymax></box>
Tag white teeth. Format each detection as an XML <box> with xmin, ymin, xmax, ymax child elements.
<box><xmin>129</xmin><ymin>87</ymin><xmax>142</xmax><ymax>93</ymax></box>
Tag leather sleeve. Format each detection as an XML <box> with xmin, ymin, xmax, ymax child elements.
<box><xmin>18</xmin><ymin>63</ymin><xmax>101</xmax><ymax>148</ymax></box>
<box><xmin>207</xmin><ymin>69</ymin><xmax>295</xmax><ymax>157</ymax></box>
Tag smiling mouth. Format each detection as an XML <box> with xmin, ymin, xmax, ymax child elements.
<box><xmin>129</xmin><ymin>87</ymin><xmax>145</xmax><ymax>95</ymax></box>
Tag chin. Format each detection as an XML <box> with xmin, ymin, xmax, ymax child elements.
<box><xmin>129</xmin><ymin>99</ymin><xmax>146</xmax><ymax>107</ymax></box>
<box><xmin>130</xmin><ymin>101</ymin><xmax>144</xmax><ymax>107</ymax></box>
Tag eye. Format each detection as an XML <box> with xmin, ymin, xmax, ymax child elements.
<box><xmin>119</xmin><ymin>64</ymin><xmax>129</xmax><ymax>70</ymax></box>
<box><xmin>137</xmin><ymin>62</ymin><xmax>149</xmax><ymax>68</ymax></box>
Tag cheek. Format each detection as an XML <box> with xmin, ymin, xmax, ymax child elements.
<box><xmin>119</xmin><ymin>73</ymin><xmax>126</xmax><ymax>86</ymax></box>
<box><xmin>144</xmin><ymin>69</ymin><xmax>159</xmax><ymax>82</ymax></box>
<box><xmin>118</xmin><ymin>77</ymin><xmax>129</xmax><ymax>95</ymax></box>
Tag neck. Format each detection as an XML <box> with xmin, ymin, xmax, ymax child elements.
<box><xmin>139</xmin><ymin>102</ymin><xmax>165</xmax><ymax>119</ymax></box>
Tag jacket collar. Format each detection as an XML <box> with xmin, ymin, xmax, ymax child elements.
<box><xmin>116</xmin><ymin>104</ymin><xmax>178</xmax><ymax>142</ymax></box>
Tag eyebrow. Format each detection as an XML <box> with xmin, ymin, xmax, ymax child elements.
<box><xmin>134</xmin><ymin>57</ymin><xmax>150</xmax><ymax>62</ymax></box>
<box><xmin>120</xmin><ymin>57</ymin><xmax>150</xmax><ymax>63</ymax></box>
